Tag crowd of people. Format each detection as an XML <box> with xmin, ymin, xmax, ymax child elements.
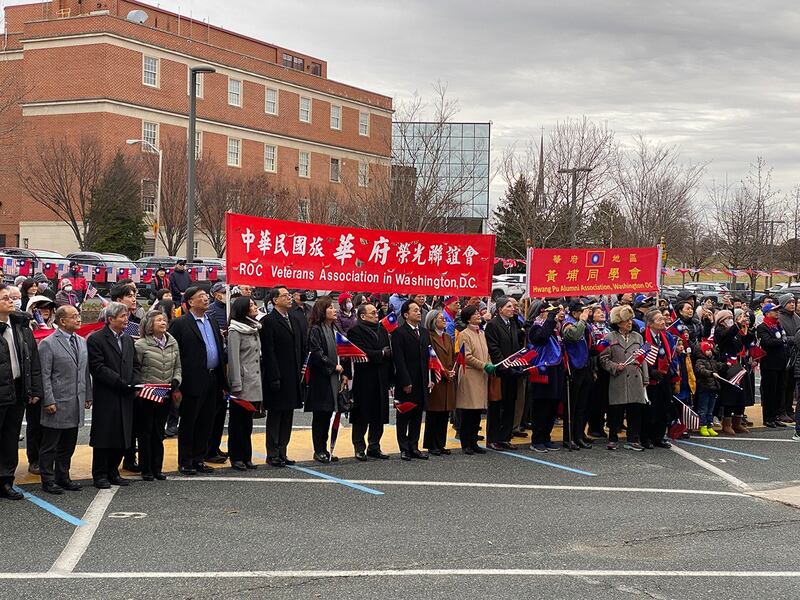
<box><xmin>0</xmin><ymin>266</ymin><xmax>798</xmax><ymax>499</ymax></box>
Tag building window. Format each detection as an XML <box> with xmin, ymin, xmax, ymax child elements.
<box><xmin>228</xmin><ymin>77</ymin><xmax>242</xmax><ymax>107</ymax></box>
<box><xmin>298</xmin><ymin>198</ymin><xmax>309</xmax><ymax>222</ymax></box>
<box><xmin>359</xmin><ymin>111</ymin><xmax>369</xmax><ymax>136</ymax></box>
<box><xmin>142</xmin><ymin>121</ymin><xmax>158</xmax><ymax>149</ymax></box>
<box><xmin>329</xmin><ymin>158</ymin><xmax>340</xmax><ymax>183</ymax></box>
<box><xmin>264</xmin><ymin>144</ymin><xmax>277</xmax><ymax>173</ymax></box>
<box><xmin>142</xmin><ymin>55</ymin><xmax>159</xmax><ymax>87</ymax></box>
<box><xmin>358</xmin><ymin>162</ymin><xmax>369</xmax><ymax>187</ymax></box>
<box><xmin>298</xmin><ymin>150</ymin><xmax>310</xmax><ymax>178</ymax></box>
<box><xmin>187</xmin><ymin>68</ymin><xmax>203</xmax><ymax>98</ymax></box>
<box><xmin>281</xmin><ymin>52</ymin><xmax>306</xmax><ymax>71</ymax></box>
<box><xmin>310</xmin><ymin>62</ymin><xmax>322</xmax><ymax>76</ymax></box>
<box><xmin>141</xmin><ymin>179</ymin><xmax>156</xmax><ymax>214</ymax></box>
<box><xmin>299</xmin><ymin>96</ymin><xmax>311</xmax><ymax>123</ymax></box>
<box><xmin>330</xmin><ymin>105</ymin><xmax>341</xmax><ymax>130</ymax></box>
<box><xmin>194</xmin><ymin>130</ymin><xmax>202</xmax><ymax>160</ymax></box>
<box><xmin>193</xmin><ymin>241</ymin><xmax>199</xmax><ymax>257</ymax></box>
<box><xmin>282</xmin><ymin>53</ymin><xmax>293</xmax><ymax>68</ymax></box>
<box><xmin>227</xmin><ymin>137</ymin><xmax>241</xmax><ymax>167</ymax></box>
<box><xmin>293</xmin><ymin>56</ymin><xmax>304</xmax><ymax>71</ymax></box>
<box><xmin>265</xmin><ymin>87</ymin><xmax>278</xmax><ymax>115</ymax></box>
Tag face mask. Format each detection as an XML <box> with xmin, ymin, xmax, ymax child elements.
<box><xmin>64</xmin><ymin>285</ymin><xmax>73</xmax><ymax>292</ymax></box>
<box><xmin>344</xmin><ymin>302</ymin><xmax>353</xmax><ymax>311</ymax></box>
<box><xmin>11</xmin><ymin>299</ymin><xmax>21</xmax><ymax>311</ymax></box>
<box><xmin>38</xmin><ymin>282</ymin><xmax>49</xmax><ymax>291</ymax></box>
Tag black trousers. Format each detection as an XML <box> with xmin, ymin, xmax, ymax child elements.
<box><xmin>608</xmin><ymin>403</ymin><xmax>642</xmax><ymax>443</ymax></box>
<box><xmin>396</xmin><ymin>405</ymin><xmax>423</xmax><ymax>453</ymax></box>
<box><xmin>311</xmin><ymin>410</ymin><xmax>333</xmax><ymax>454</ymax></box>
<box><xmin>0</xmin><ymin>402</ymin><xmax>25</xmax><ymax>485</ymax></box>
<box><xmin>644</xmin><ymin>378</ymin><xmax>672</xmax><ymax>444</ymax></box>
<box><xmin>760</xmin><ymin>368</ymin><xmax>784</xmax><ymax>424</ymax></box>
<box><xmin>423</xmin><ymin>410</ymin><xmax>449</xmax><ymax>451</ymax></box>
<box><xmin>459</xmin><ymin>409</ymin><xmax>482</xmax><ymax>449</ymax></box>
<box><xmin>563</xmin><ymin>367</ymin><xmax>592</xmax><ymax>444</ymax></box>
<box><xmin>92</xmin><ymin>447</ymin><xmax>124</xmax><ymax>481</ymax></box>
<box><xmin>487</xmin><ymin>376</ymin><xmax>516</xmax><ymax>443</ymax></box>
<box><xmin>352</xmin><ymin>417</ymin><xmax>385</xmax><ymax>454</ymax></box>
<box><xmin>39</xmin><ymin>426</ymin><xmax>78</xmax><ymax>483</ymax></box>
<box><xmin>135</xmin><ymin>398</ymin><xmax>169</xmax><ymax>476</ymax></box>
<box><xmin>178</xmin><ymin>381</ymin><xmax>219</xmax><ymax>467</ymax></box>
<box><xmin>531</xmin><ymin>396</ymin><xmax>560</xmax><ymax>445</ymax></box>
<box><xmin>782</xmin><ymin>369</ymin><xmax>795</xmax><ymax>417</ymax></box>
<box><xmin>206</xmin><ymin>393</ymin><xmax>228</xmax><ymax>458</ymax></box>
<box><xmin>25</xmin><ymin>401</ymin><xmax>42</xmax><ymax>464</ymax></box>
<box><xmin>266</xmin><ymin>409</ymin><xmax>294</xmax><ymax>460</ymax></box>
<box><xmin>227</xmin><ymin>401</ymin><xmax>254</xmax><ymax>462</ymax></box>
<box><xmin>588</xmin><ymin>370</ymin><xmax>610</xmax><ymax>433</ymax></box>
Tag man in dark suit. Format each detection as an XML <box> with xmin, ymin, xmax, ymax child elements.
<box><xmin>485</xmin><ymin>296</ymin><xmax>524</xmax><ymax>450</ymax></box>
<box><xmin>168</xmin><ymin>286</ymin><xmax>227</xmax><ymax>475</ymax></box>
<box><xmin>260</xmin><ymin>286</ymin><xmax>306</xmax><ymax>467</ymax></box>
<box><xmin>391</xmin><ymin>300</ymin><xmax>430</xmax><ymax>460</ymax></box>
<box><xmin>87</xmin><ymin>302</ymin><xmax>141</xmax><ymax>489</ymax></box>
<box><xmin>0</xmin><ymin>285</ymin><xmax>43</xmax><ymax>500</ymax></box>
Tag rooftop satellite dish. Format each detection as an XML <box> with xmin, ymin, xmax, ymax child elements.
<box><xmin>126</xmin><ymin>9</ymin><xmax>148</xmax><ymax>24</ymax></box>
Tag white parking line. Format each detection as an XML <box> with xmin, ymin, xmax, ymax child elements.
<box><xmin>179</xmin><ymin>476</ymin><xmax>747</xmax><ymax>497</ymax></box>
<box><xmin>705</xmin><ymin>436</ymin><xmax>797</xmax><ymax>443</ymax></box>
<box><xmin>3</xmin><ymin>568</ymin><xmax>800</xmax><ymax>580</ymax></box>
<box><xmin>670</xmin><ymin>445</ymin><xmax>751</xmax><ymax>491</ymax></box>
<box><xmin>49</xmin><ymin>488</ymin><xmax>118</xmax><ymax>574</ymax></box>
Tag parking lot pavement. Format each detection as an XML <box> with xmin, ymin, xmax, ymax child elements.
<box><xmin>2</xmin><ymin>428</ymin><xmax>800</xmax><ymax>599</ymax></box>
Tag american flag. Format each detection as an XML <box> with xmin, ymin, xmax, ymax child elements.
<box><xmin>625</xmin><ymin>343</ymin><xmax>653</xmax><ymax>366</ymax></box>
<box><xmin>335</xmin><ymin>331</ymin><xmax>368</xmax><ymax>362</ymax></box>
<box><xmin>644</xmin><ymin>342</ymin><xmax>660</xmax><ymax>366</ymax></box>
<box><xmin>124</xmin><ymin>321</ymin><xmax>140</xmax><ymax>337</ymax></box>
<box><xmin>299</xmin><ymin>352</ymin><xmax>311</xmax><ymax>384</ymax></box>
<box><xmin>428</xmin><ymin>345</ymin><xmax>448</xmax><ymax>383</ymax></box>
<box><xmin>136</xmin><ymin>383</ymin><xmax>171</xmax><ymax>403</ymax></box>
<box><xmin>728</xmin><ymin>369</ymin><xmax>747</xmax><ymax>388</ymax></box>
<box><xmin>380</xmin><ymin>311</ymin><xmax>398</xmax><ymax>333</ymax></box>
<box><xmin>498</xmin><ymin>345</ymin><xmax>539</xmax><ymax>369</ymax></box>
<box><xmin>677</xmin><ymin>398</ymin><xmax>700</xmax><ymax>430</ymax></box>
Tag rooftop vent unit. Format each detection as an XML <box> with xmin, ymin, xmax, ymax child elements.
<box><xmin>126</xmin><ymin>9</ymin><xmax>149</xmax><ymax>24</ymax></box>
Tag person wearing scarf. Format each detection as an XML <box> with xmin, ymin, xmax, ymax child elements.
<box><xmin>714</xmin><ymin>309</ymin><xmax>756</xmax><ymax>434</ymax></box>
<box><xmin>226</xmin><ymin>296</ymin><xmax>264</xmax><ymax>471</ymax></box>
<box><xmin>642</xmin><ymin>309</ymin><xmax>675</xmax><ymax>449</ymax></box>
<box><xmin>756</xmin><ymin>303</ymin><xmax>789</xmax><ymax>428</ymax></box>
<box><xmin>670</xmin><ymin>337</ymin><xmax>696</xmax><ymax>433</ymax></box>
<box><xmin>587</xmin><ymin>306</ymin><xmax>612</xmax><ymax>438</ymax></box>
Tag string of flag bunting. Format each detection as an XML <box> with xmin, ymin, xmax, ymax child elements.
<box><xmin>0</xmin><ymin>258</ymin><xmax>224</xmax><ymax>283</ymax></box>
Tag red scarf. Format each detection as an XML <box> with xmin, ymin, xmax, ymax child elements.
<box><xmin>763</xmin><ymin>316</ymin><xmax>781</xmax><ymax>330</ymax></box>
<box><xmin>644</xmin><ymin>327</ymin><xmax>672</xmax><ymax>376</ymax></box>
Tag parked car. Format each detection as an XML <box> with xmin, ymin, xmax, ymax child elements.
<box><xmin>491</xmin><ymin>273</ymin><xmax>526</xmax><ymax>300</ymax></box>
<box><xmin>0</xmin><ymin>247</ymin><xmax>66</xmax><ymax>284</ymax></box>
<box><xmin>66</xmin><ymin>251</ymin><xmax>138</xmax><ymax>296</ymax></box>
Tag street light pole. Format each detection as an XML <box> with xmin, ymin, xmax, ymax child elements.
<box><xmin>558</xmin><ymin>166</ymin><xmax>593</xmax><ymax>246</ymax></box>
<box><xmin>126</xmin><ymin>138</ymin><xmax>162</xmax><ymax>257</ymax></box>
<box><xmin>187</xmin><ymin>65</ymin><xmax>216</xmax><ymax>264</ymax></box>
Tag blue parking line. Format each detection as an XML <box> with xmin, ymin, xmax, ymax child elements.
<box><xmin>495</xmin><ymin>450</ymin><xmax>598</xmax><ymax>476</ymax></box>
<box><xmin>288</xmin><ymin>465</ymin><xmax>384</xmax><ymax>496</ymax></box>
<box><xmin>677</xmin><ymin>440</ymin><xmax>770</xmax><ymax>461</ymax></box>
<box><xmin>14</xmin><ymin>487</ymin><xmax>85</xmax><ymax>526</ymax></box>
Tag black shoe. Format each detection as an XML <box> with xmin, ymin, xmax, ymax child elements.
<box><xmin>268</xmin><ymin>458</ymin><xmax>286</xmax><ymax>468</ymax></box>
<box><xmin>164</xmin><ymin>427</ymin><xmax>178</xmax><ymax>438</ymax></box>
<box><xmin>218</xmin><ymin>450</ymin><xmax>230</xmax><ymax>458</ymax></box>
<box><xmin>500</xmin><ymin>441</ymin><xmax>514</xmax><ymax>449</ymax></box>
<box><xmin>42</xmin><ymin>481</ymin><xmax>64</xmax><ymax>495</ymax></box>
<box><xmin>462</xmin><ymin>446</ymin><xmax>474</xmax><ymax>455</ymax></box>
<box><xmin>643</xmin><ymin>441</ymin><xmax>655</xmax><ymax>450</ymax></box>
<box><xmin>765</xmin><ymin>421</ymin><xmax>777</xmax><ymax>428</ymax></box>
<box><xmin>355</xmin><ymin>451</ymin><xmax>368</xmax><ymax>462</ymax></box>
<box><xmin>231</xmin><ymin>461</ymin><xmax>247</xmax><ymax>471</ymax></box>
<box><xmin>511</xmin><ymin>430</ymin><xmax>529</xmax><ymax>438</ymax></box>
<box><xmin>476</xmin><ymin>434</ymin><xmax>485</xmax><ymax>441</ymax></box>
<box><xmin>411</xmin><ymin>450</ymin><xmax>429</xmax><ymax>460</ymax></box>
<box><xmin>313</xmin><ymin>452</ymin><xmax>330</xmax><ymax>464</ymax></box>
<box><xmin>655</xmin><ymin>439</ymin><xmax>672</xmax><ymax>449</ymax></box>
<box><xmin>193</xmin><ymin>463</ymin><xmax>214</xmax><ymax>474</ymax></box>
<box><xmin>205</xmin><ymin>454</ymin><xmax>227</xmax><ymax>464</ymax></box>
<box><xmin>244</xmin><ymin>461</ymin><xmax>258</xmax><ymax>470</ymax></box>
<box><xmin>775</xmin><ymin>420</ymin><xmax>788</xmax><ymax>428</ymax></box>
<box><xmin>93</xmin><ymin>479</ymin><xmax>111</xmax><ymax>490</ymax></box>
<box><xmin>563</xmin><ymin>441</ymin><xmax>580</xmax><ymax>450</ymax></box>
<box><xmin>282</xmin><ymin>458</ymin><xmax>296</xmax><ymax>466</ymax></box>
<box><xmin>108</xmin><ymin>476</ymin><xmax>131</xmax><ymax>486</ymax></box>
<box><xmin>472</xmin><ymin>445</ymin><xmax>487</xmax><ymax>454</ymax></box>
<box><xmin>154</xmin><ymin>473</ymin><xmax>167</xmax><ymax>481</ymax></box>
<box><xmin>27</xmin><ymin>462</ymin><xmax>40</xmax><ymax>475</ymax></box>
<box><xmin>141</xmin><ymin>474</ymin><xmax>155</xmax><ymax>482</ymax></box>
<box><xmin>441</xmin><ymin>448</ymin><xmax>452</xmax><ymax>455</ymax></box>
<box><xmin>122</xmin><ymin>461</ymin><xmax>141</xmax><ymax>473</ymax></box>
<box><xmin>57</xmin><ymin>480</ymin><xmax>82</xmax><ymax>491</ymax></box>
<box><xmin>583</xmin><ymin>436</ymin><xmax>595</xmax><ymax>444</ymax></box>
<box><xmin>179</xmin><ymin>466</ymin><xmax>197</xmax><ymax>476</ymax></box>
<box><xmin>429</xmin><ymin>449</ymin><xmax>442</xmax><ymax>456</ymax></box>
<box><xmin>576</xmin><ymin>439</ymin><xmax>593</xmax><ymax>449</ymax></box>
<box><xmin>366</xmin><ymin>450</ymin><xmax>390</xmax><ymax>459</ymax></box>
<box><xmin>400</xmin><ymin>451</ymin><xmax>412</xmax><ymax>461</ymax></box>
<box><xmin>589</xmin><ymin>430</ymin><xmax>607</xmax><ymax>438</ymax></box>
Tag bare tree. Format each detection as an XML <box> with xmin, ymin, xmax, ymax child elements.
<box><xmin>781</xmin><ymin>185</ymin><xmax>800</xmax><ymax>281</ymax></box>
<box><xmin>676</xmin><ymin>211</ymin><xmax>715</xmax><ymax>280</ymax></box>
<box><xmin>17</xmin><ymin>136</ymin><xmax>103</xmax><ymax>249</ymax></box>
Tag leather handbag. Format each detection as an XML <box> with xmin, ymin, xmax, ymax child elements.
<box><xmin>488</xmin><ymin>374</ymin><xmax>502</xmax><ymax>402</ymax></box>
<box><xmin>337</xmin><ymin>387</ymin><xmax>354</xmax><ymax>413</ymax></box>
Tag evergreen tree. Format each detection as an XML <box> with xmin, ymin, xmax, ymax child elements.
<box><xmin>86</xmin><ymin>152</ymin><xmax>147</xmax><ymax>258</ymax></box>
<box><xmin>491</xmin><ymin>175</ymin><xmax>534</xmax><ymax>257</ymax></box>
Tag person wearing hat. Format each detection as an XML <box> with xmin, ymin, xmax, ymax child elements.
<box><xmin>206</xmin><ymin>282</ymin><xmax>228</xmax><ymax>334</ymax></box>
<box><xmin>169</xmin><ymin>259</ymin><xmax>192</xmax><ymax>305</ymax></box>
<box><xmin>484</xmin><ymin>296</ymin><xmax>525</xmax><ymax>450</ymax></box>
<box><xmin>599</xmin><ymin>305</ymin><xmax>648</xmax><ymax>451</ymax></box>
<box><xmin>336</xmin><ymin>292</ymin><xmax>357</xmax><ymax>334</ymax></box>
<box><xmin>64</xmin><ymin>261</ymin><xmax>88</xmax><ymax>304</ymax></box>
<box><xmin>756</xmin><ymin>302</ymin><xmax>789</xmax><ymax>429</ymax></box>
<box><xmin>441</xmin><ymin>296</ymin><xmax>463</xmax><ymax>342</ymax></box>
<box><xmin>55</xmin><ymin>279</ymin><xmax>78</xmax><ymax>308</ymax></box>
<box><xmin>168</xmin><ymin>286</ymin><xmax>228</xmax><ymax>475</ymax></box>
<box><xmin>151</xmin><ymin>266</ymin><xmax>170</xmax><ymax>297</ymax></box>
<box><xmin>33</xmin><ymin>273</ymin><xmax>56</xmax><ymax>302</ymax></box>
<box><xmin>714</xmin><ymin>309</ymin><xmax>755</xmax><ymax>434</ymax></box>
<box><xmin>693</xmin><ymin>340</ymin><xmax>727</xmax><ymax>436</ymax></box>
<box><xmin>561</xmin><ymin>299</ymin><xmax>594</xmax><ymax>450</ymax></box>
<box><xmin>776</xmin><ymin>294</ymin><xmax>800</xmax><ymax>422</ymax></box>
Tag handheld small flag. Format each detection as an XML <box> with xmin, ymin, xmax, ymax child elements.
<box><xmin>394</xmin><ymin>401</ymin><xmax>417</xmax><ymax>414</ymax></box>
<box><xmin>667</xmin><ymin>319</ymin><xmax>689</xmax><ymax>344</ymax></box>
<box><xmin>428</xmin><ymin>345</ymin><xmax>448</xmax><ymax>383</ymax></box>
<box><xmin>123</xmin><ymin>321</ymin><xmax>140</xmax><ymax>338</ymax></box>
<box><xmin>644</xmin><ymin>342</ymin><xmax>659</xmax><ymax>366</ymax></box>
<box><xmin>380</xmin><ymin>311</ymin><xmax>398</xmax><ymax>333</ymax></box>
<box><xmin>455</xmin><ymin>342</ymin><xmax>466</xmax><ymax>375</ymax></box>
<box><xmin>624</xmin><ymin>343</ymin><xmax>653</xmax><ymax>366</ymax></box>
<box><xmin>136</xmin><ymin>383</ymin><xmax>172</xmax><ymax>403</ymax></box>
<box><xmin>335</xmin><ymin>331</ymin><xmax>368</xmax><ymax>362</ymax></box>
<box><xmin>299</xmin><ymin>352</ymin><xmax>311</xmax><ymax>385</ymax></box>
<box><xmin>497</xmin><ymin>345</ymin><xmax>538</xmax><ymax>369</ymax></box>
<box><xmin>226</xmin><ymin>393</ymin><xmax>258</xmax><ymax>412</ymax></box>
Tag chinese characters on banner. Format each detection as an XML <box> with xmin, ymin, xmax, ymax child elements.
<box><xmin>526</xmin><ymin>247</ymin><xmax>661</xmax><ymax>297</ymax></box>
<box><xmin>225</xmin><ymin>212</ymin><xmax>496</xmax><ymax>296</ymax></box>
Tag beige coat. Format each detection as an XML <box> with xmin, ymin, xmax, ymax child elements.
<box><xmin>428</xmin><ymin>330</ymin><xmax>457</xmax><ymax>411</ymax></box>
<box><xmin>456</xmin><ymin>326</ymin><xmax>489</xmax><ymax>410</ymax></box>
<box><xmin>599</xmin><ymin>330</ymin><xmax>648</xmax><ymax>406</ymax></box>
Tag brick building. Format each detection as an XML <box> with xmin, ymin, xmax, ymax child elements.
<box><xmin>0</xmin><ymin>0</ymin><xmax>392</xmax><ymax>257</ymax></box>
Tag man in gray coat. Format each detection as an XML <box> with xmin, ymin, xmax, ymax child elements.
<box><xmin>38</xmin><ymin>305</ymin><xmax>92</xmax><ymax>494</ymax></box>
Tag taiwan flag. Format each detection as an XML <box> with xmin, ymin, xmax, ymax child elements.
<box><xmin>93</xmin><ymin>266</ymin><xmax>107</xmax><ymax>283</ymax></box>
<box><xmin>207</xmin><ymin>266</ymin><xmax>218</xmax><ymax>281</ymax></box>
<box><xmin>428</xmin><ymin>346</ymin><xmax>448</xmax><ymax>383</ymax></box>
<box><xmin>17</xmin><ymin>260</ymin><xmax>31</xmax><ymax>277</ymax></box>
<box><xmin>455</xmin><ymin>342</ymin><xmax>466</xmax><ymax>376</ymax></box>
<box><xmin>118</xmin><ymin>268</ymin><xmax>130</xmax><ymax>281</ymax></box>
<box><xmin>379</xmin><ymin>311</ymin><xmax>398</xmax><ymax>333</ymax></box>
<box><xmin>335</xmin><ymin>331</ymin><xmax>368</xmax><ymax>362</ymax></box>
<box><xmin>188</xmin><ymin>267</ymin><xmax>198</xmax><ymax>282</ymax></box>
<box><xmin>586</xmin><ymin>251</ymin><xmax>606</xmax><ymax>268</ymax></box>
<box><xmin>42</xmin><ymin>262</ymin><xmax>57</xmax><ymax>279</ymax></box>
<box><xmin>141</xmin><ymin>268</ymin><xmax>152</xmax><ymax>284</ymax></box>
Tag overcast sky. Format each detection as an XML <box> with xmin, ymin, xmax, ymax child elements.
<box><xmin>8</xmin><ymin>0</ymin><xmax>800</xmax><ymax>206</ymax></box>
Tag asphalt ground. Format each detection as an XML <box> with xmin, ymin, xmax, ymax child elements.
<box><xmin>3</xmin><ymin>423</ymin><xmax>800</xmax><ymax>599</ymax></box>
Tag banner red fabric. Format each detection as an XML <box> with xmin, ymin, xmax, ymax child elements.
<box><xmin>225</xmin><ymin>212</ymin><xmax>496</xmax><ymax>296</ymax></box>
<box><xmin>32</xmin><ymin>321</ymin><xmax>104</xmax><ymax>342</ymax></box>
<box><xmin>526</xmin><ymin>246</ymin><xmax>661</xmax><ymax>297</ymax></box>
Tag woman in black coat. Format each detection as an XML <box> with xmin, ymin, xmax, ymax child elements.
<box><xmin>756</xmin><ymin>303</ymin><xmax>788</xmax><ymax>428</ymax></box>
<box><xmin>305</xmin><ymin>297</ymin><xmax>348</xmax><ymax>463</ymax></box>
<box><xmin>714</xmin><ymin>310</ymin><xmax>756</xmax><ymax>434</ymax></box>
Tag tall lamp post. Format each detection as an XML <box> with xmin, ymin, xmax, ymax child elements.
<box><xmin>558</xmin><ymin>166</ymin><xmax>593</xmax><ymax>246</ymax></box>
<box><xmin>187</xmin><ymin>65</ymin><xmax>216</xmax><ymax>264</ymax></box>
<box><xmin>126</xmin><ymin>138</ymin><xmax>162</xmax><ymax>257</ymax></box>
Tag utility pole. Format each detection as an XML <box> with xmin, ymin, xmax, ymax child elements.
<box><xmin>558</xmin><ymin>166</ymin><xmax>592</xmax><ymax>246</ymax></box>
<box><xmin>763</xmin><ymin>219</ymin><xmax>784</xmax><ymax>288</ymax></box>
<box><xmin>187</xmin><ymin>65</ymin><xmax>216</xmax><ymax>263</ymax></box>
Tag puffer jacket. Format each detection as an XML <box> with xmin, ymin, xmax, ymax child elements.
<box><xmin>133</xmin><ymin>334</ymin><xmax>182</xmax><ymax>386</ymax></box>
<box><xmin>0</xmin><ymin>312</ymin><xmax>43</xmax><ymax>406</ymax></box>
<box><xmin>694</xmin><ymin>356</ymin><xmax>727</xmax><ymax>392</ymax></box>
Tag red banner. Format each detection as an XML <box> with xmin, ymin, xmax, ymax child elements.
<box><xmin>526</xmin><ymin>246</ymin><xmax>661</xmax><ymax>297</ymax></box>
<box><xmin>225</xmin><ymin>213</ymin><xmax>496</xmax><ymax>296</ymax></box>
